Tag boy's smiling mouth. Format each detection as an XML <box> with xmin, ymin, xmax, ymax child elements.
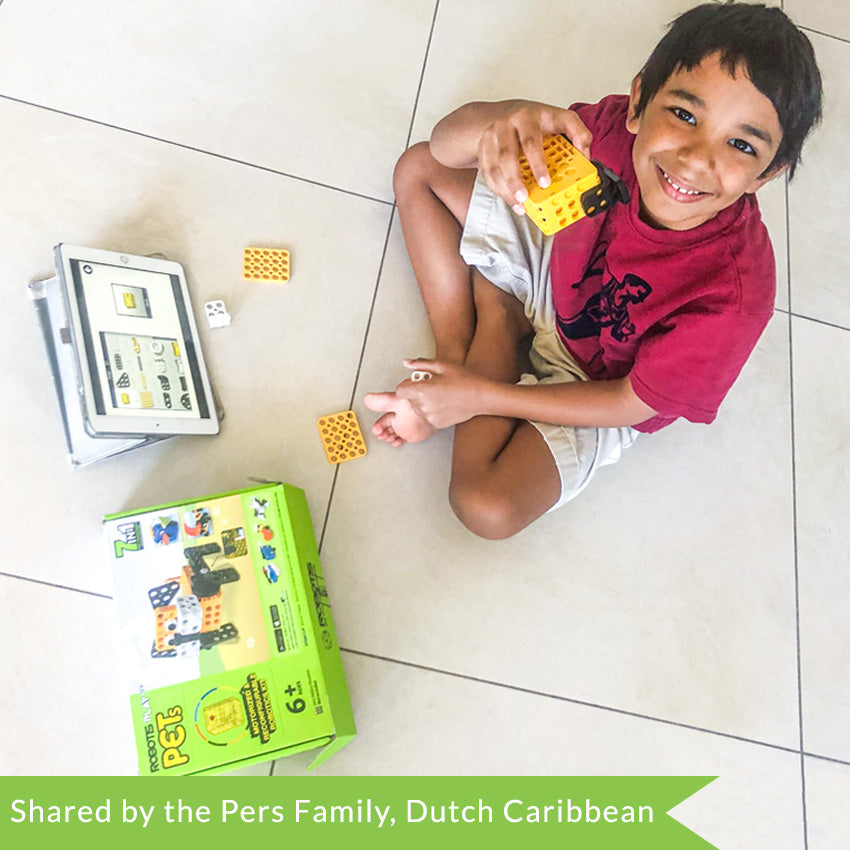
<box><xmin>655</xmin><ymin>164</ymin><xmax>709</xmax><ymax>202</ymax></box>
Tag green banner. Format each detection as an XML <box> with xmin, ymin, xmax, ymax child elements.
<box><xmin>0</xmin><ymin>776</ymin><xmax>716</xmax><ymax>848</ymax></box>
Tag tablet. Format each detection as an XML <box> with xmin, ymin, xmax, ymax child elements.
<box><xmin>54</xmin><ymin>244</ymin><xmax>220</xmax><ymax>437</ymax></box>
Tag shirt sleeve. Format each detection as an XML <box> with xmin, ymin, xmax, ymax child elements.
<box><xmin>569</xmin><ymin>95</ymin><xmax>633</xmax><ymax>178</ymax></box>
<box><xmin>629</xmin><ymin>306</ymin><xmax>773</xmax><ymax>425</ymax></box>
<box><xmin>570</xmin><ymin>96</ymin><xmax>627</xmax><ymax>132</ymax></box>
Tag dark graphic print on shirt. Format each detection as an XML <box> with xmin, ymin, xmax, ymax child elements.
<box><xmin>556</xmin><ymin>242</ymin><xmax>652</xmax><ymax>377</ymax></box>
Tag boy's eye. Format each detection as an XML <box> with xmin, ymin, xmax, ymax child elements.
<box><xmin>729</xmin><ymin>138</ymin><xmax>757</xmax><ymax>156</ymax></box>
<box><xmin>670</xmin><ymin>106</ymin><xmax>696</xmax><ymax>124</ymax></box>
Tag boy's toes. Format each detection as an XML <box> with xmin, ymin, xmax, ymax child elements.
<box><xmin>387</xmin><ymin>431</ymin><xmax>406</xmax><ymax>448</ymax></box>
<box><xmin>369</xmin><ymin>412</ymin><xmax>408</xmax><ymax>447</ymax></box>
<box><xmin>371</xmin><ymin>411</ymin><xmax>395</xmax><ymax>437</ymax></box>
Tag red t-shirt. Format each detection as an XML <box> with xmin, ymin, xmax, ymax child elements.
<box><xmin>551</xmin><ymin>95</ymin><xmax>776</xmax><ymax>433</ymax></box>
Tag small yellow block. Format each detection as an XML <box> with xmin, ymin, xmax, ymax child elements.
<box><xmin>243</xmin><ymin>246</ymin><xmax>291</xmax><ymax>282</ymax></box>
<box><xmin>519</xmin><ymin>135</ymin><xmax>602</xmax><ymax>235</ymax></box>
<box><xmin>317</xmin><ymin>410</ymin><xmax>367</xmax><ymax>465</ymax></box>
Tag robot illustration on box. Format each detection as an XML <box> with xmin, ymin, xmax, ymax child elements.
<box><xmin>148</xmin><ymin>542</ymin><xmax>240</xmax><ymax>659</ymax></box>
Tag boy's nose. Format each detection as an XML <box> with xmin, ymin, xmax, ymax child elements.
<box><xmin>679</xmin><ymin>135</ymin><xmax>717</xmax><ymax>173</ymax></box>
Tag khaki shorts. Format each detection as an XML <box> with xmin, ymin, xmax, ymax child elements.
<box><xmin>459</xmin><ymin>173</ymin><xmax>638</xmax><ymax>510</ymax></box>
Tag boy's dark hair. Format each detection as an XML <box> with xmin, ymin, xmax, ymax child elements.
<box><xmin>634</xmin><ymin>2</ymin><xmax>822</xmax><ymax>179</ymax></box>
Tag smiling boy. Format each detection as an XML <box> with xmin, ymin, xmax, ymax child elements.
<box><xmin>364</xmin><ymin>3</ymin><xmax>822</xmax><ymax>539</ymax></box>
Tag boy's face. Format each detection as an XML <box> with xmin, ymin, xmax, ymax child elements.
<box><xmin>625</xmin><ymin>52</ymin><xmax>783</xmax><ymax>231</ymax></box>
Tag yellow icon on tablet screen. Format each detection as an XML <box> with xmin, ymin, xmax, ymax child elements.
<box><xmin>123</xmin><ymin>292</ymin><xmax>137</xmax><ymax>309</ymax></box>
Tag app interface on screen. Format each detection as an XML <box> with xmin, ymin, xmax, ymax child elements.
<box><xmin>100</xmin><ymin>331</ymin><xmax>192</xmax><ymax>412</ymax></box>
<box><xmin>72</xmin><ymin>259</ymin><xmax>201</xmax><ymax>418</ymax></box>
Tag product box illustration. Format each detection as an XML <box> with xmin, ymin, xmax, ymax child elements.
<box><xmin>104</xmin><ymin>483</ymin><xmax>356</xmax><ymax>775</ymax></box>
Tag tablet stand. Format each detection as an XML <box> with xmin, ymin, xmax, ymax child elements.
<box><xmin>30</xmin><ymin>275</ymin><xmax>173</xmax><ymax>466</ymax></box>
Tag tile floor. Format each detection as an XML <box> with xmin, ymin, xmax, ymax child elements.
<box><xmin>0</xmin><ymin>1</ymin><xmax>847</xmax><ymax>846</ymax></box>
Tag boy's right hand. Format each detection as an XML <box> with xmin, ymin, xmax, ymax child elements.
<box><xmin>477</xmin><ymin>103</ymin><xmax>593</xmax><ymax>214</ymax></box>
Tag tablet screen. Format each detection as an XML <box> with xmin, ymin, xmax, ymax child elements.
<box><xmin>69</xmin><ymin>258</ymin><xmax>211</xmax><ymax>420</ymax></box>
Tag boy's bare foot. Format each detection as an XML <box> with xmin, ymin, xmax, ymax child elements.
<box><xmin>364</xmin><ymin>392</ymin><xmax>437</xmax><ymax>446</ymax></box>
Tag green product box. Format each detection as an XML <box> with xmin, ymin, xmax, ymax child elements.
<box><xmin>103</xmin><ymin>482</ymin><xmax>356</xmax><ymax>775</ymax></box>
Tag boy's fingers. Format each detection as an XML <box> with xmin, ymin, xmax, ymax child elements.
<box><xmin>501</xmin><ymin>147</ymin><xmax>533</xmax><ymax>205</ymax></box>
<box><xmin>479</xmin><ymin>126</ymin><xmax>531</xmax><ymax>211</ymax></box>
<box><xmin>517</xmin><ymin>127</ymin><xmax>550</xmax><ymax>189</ymax></box>
<box><xmin>484</xmin><ymin>159</ymin><xmax>526</xmax><ymax>211</ymax></box>
<box><xmin>404</xmin><ymin>357</ymin><xmax>443</xmax><ymax>374</ymax></box>
<box><xmin>555</xmin><ymin>108</ymin><xmax>593</xmax><ymax>159</ymax></box>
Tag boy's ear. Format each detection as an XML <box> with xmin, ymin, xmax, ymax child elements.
<box><xmin>625</xmin><ymin>74</ymin><xmax>643</xmax><ymax>135</ymax></box>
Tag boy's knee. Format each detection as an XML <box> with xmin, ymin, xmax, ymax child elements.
<box><xmin>448</xmin><ymin>479</ymin><xmax>524</xmax><ymax>540</ymax></box>
<box><xmin>393</xmin><ymin>141</ymin><xmax>435</xmax><ymax>200</ymax></box>
<box><xmin>470</xmin><ymin>275</ymin><xmax>533</xmax><ymax>346</ymax></box>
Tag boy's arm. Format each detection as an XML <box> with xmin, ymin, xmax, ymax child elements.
<box><xmin>430</xmin><ymin>100</ymin><xmax>594</xmax><ymax>213</ymax></box>
<box><xmin>394</xmin><ymin>359</ymin><xmax>657</xmax><ymax>429</ymax></box>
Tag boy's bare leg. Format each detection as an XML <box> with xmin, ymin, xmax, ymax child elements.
<box><xmin>368</xmin><ymin>142</ymin><xmax>478</xmax><ymax>444</ymax></box>
<box><xmin>394</xmin><ymin>142</ymin><xmax>478</xmax><ymax>364</ymax></box>
<box><xmin>448</xmin><ymin>273</ymin><xmax>562</xmax><ymax>539</ymax></box>
<box><xmin>370</xmin><ymin>144</ymin><xmax>562</xmax><ymax>537</ymax></box>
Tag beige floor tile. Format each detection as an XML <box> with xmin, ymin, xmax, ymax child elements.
<box><xmin>794</xmin><ymin>317</ymin><xmax>850</xmax><ymax>761</ymax></box>
<box><xmin>0</xmin><ymin>576</ymin><xmax>136</xmax><ymax>775</ymax></box>
<box><xmin>0</xmin><ymin>0</ymin><xmax>436</xmax><ymax>200</ymax></box>
<box><xmin>805</xmin><ymin>756</ymin><xmax>850</xmax><ymax>849</ymax></box>
<box><xmin>761</xmin><ymin>177</ymin><xmax>790</xmax><ymax>313</ymax></box>
<box><xmin>271</xmin><ymin>653</ymin><xmax>805</xmax><ymax>850</ymax></box>
<box><xmin>409</xmin><ymin>0</ymin><xmax>703</xmax><ymax>141</ymax></box>
<box><xmin>787</xmin><ymin>0</ymin><xmax>850</xmax><ymax>41</ymax></box>
<box><xmin>789</xmin><ymin>34</ymin><xmax>850</xmax><ymax>326</ymax></box>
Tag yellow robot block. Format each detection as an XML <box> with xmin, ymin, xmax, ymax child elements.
<box><xmin>243</xmin><ymin>247</ymin><xmax>290</xmax><ymax>282</ymax></box>
<box><xmin>316</xmin><ymin>410</ymin><xmax>367</xmax><ymax>465</ymax></box>
<box><xmin>519</xmin><ymin>135</ymin><xmax>628</xmax><ymax>236</ymax></box>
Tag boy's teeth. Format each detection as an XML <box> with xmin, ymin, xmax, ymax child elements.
<box><xmin>661</xmin><ymin>168</ymin><xmax>702</xmax><ymax>195</ymax></box>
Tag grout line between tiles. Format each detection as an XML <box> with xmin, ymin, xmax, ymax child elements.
<box><xmin>766</xmin><ymin>307</ymin><xmax>849</xmax><ymax>335</ymax></box>
<box><xmin>342</xmin><ymin>0</ymin><xmax>439</xmax><ymax>413</ymax></box>
<box><xmin>318</xmin><ymin>0</ymin><xmax>440</xmax><ymax>552</ymax></box>
<box><xmin>784</xmin><ymin>171</ymin><xmax>792</xmax><ymax>316</ymax></box>
<box><xmin>341</xmin><ymin>646</ymin><xmax>846</xmax><ymax>769</ymax></box>
<box><xmin>800</xmin><ymin>26</ymin><xmax>850</xmax><ymax>46</ymax></box>
<box><xmin>403</xmin><ymin>0</ymin><xmax>441</xmax><ymax>151</ymax></box>
<box><xmin>0</xmin><ymin>569</ymin><xmax>111</xmax><ymax>600</ymax></box>
<box><xmin>316</xmin><ymin>205</ymin><xmax>398</xmax><ymax>554</ymax></box>
<box><xmin>317</xmin><ymin>467</ymin><xmax>340</xmax><ymax>555</ymax></box>
<box><xmin>345</xmin><ymin>205</ymin><xmax>398</xmax><ymax>414</ymax></box>
<box><xmin>802</xmin><ymin>751</ymin><xmax>850</xmax><ymax>768</ymax></box>
<box><xmin>343</xmin><ymin>0</ymin><xmax>438</xmax><ymax>412</ymax></box>
<box><xmin>340</xmin><ymin>646</ymin><xmax>814</xmax><ymax>760</ymax></box>
<box><xmin>787</xmin><ymin>312</ymin><xmax>850</xmax><ymax>333</ymax></box>
<box><xmin>0</xmin><ymin>93</ymin><xmax>395</xmax><ymax>208</ymax></box>
<box><xmin>786</xmin><ymin>167</ymin><xmax>809</xmax><ymax>850</ymax></box>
